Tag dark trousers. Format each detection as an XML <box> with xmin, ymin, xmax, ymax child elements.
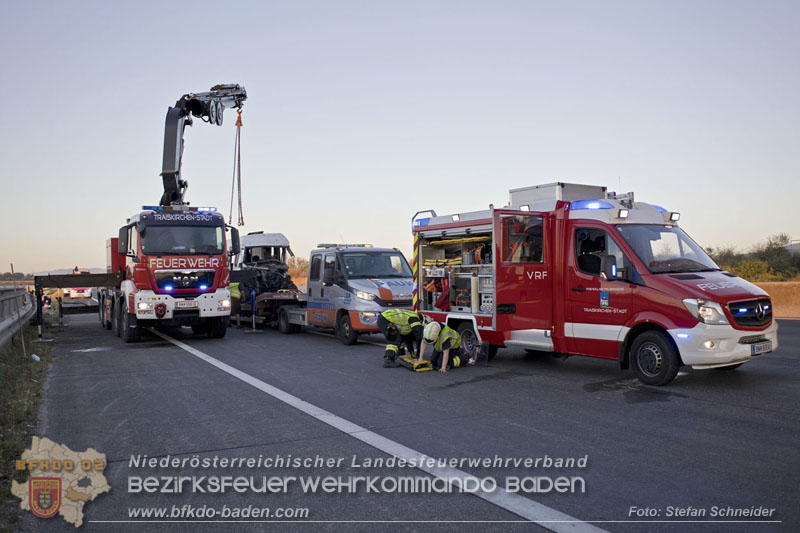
<box><xmin>377</xmin><ymin>315</ymin><xmax>417</xmax><ymax>359</ymax></box>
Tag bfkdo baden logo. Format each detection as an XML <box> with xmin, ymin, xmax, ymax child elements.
<box><xmin>30</xmin><ymin>477</ymin><xmax>62</xmax><ymax>518</ymax></box>
<box><xmin>11</xmin><ymin>437</ymin><xmax>110</xmax><ymax>527</ymax></box>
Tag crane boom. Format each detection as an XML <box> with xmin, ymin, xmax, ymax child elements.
<box><xmin>160</xmin><ymin>83</ymin><xmax>247</xmax><ymax>206</ymax></box>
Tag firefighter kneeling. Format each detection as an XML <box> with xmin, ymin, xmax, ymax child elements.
<box><xmin>377</xmin><ymin>309</ymin><xmax>426</xmax><ymax>368</ymax></box>
<box><xmin>418</xmin><ymin>322</ymin><xmax>479</xmax><ymax>373</ymax></box>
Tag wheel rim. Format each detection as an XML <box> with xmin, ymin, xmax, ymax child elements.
<box><xmin>341</xmin><ymin>320</ymin><xmax>351</xmax><ymax>337</ymax></box>
<box><xmin>637</xmin><ymin>342</ymin><xmax>663</xmax><ymax>377</ymax></box>
<box><xmin>461</xmin><ymin>330</ymin><xmax>478</xmax><ymax>353</ymax></box>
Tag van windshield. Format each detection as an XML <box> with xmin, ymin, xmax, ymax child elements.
<box><xmin>341</xmin><ymin>252</ymin><xmax>412</xmax><ymax>278</ymax></box>
<box><xmin>615</xmin><ymin>225</ymin><xmax>719</xmax><ymax>274</ymax></box>
<box><xmin>141</xmin><ymin>225</ymin><xmax>224</xmax><ymax>256</ymax></box>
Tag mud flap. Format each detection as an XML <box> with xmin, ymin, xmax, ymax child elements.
<box><xmin>398</xmin><ymin>354</ymin><xmax>433</xmax><ymax>372</ymax></box>
<box><xmin>475</xmin><ymin>341</ymin><xmax>490</xmax><ymax>366</ymax></box>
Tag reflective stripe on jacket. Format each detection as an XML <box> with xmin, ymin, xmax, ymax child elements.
<box><xmin>380</xmin><ymin>309</ymin><xmax>421</xmax><ymax>336</ymax></box>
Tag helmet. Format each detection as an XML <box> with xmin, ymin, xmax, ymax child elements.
<box><xmin>423</xmin><ymin>322</ymin><xmax>441</xmax><ymax>343</ymax></box>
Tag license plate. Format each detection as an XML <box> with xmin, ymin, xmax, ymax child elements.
<box><xmin>751</xmin><ymin>341</ymin><xmax>772</xmax><ymax>356</ymax></box>
<box><xmin>176</xmin><ymin>300</ymin><xmax>198</xmax><ymax>309</ymax></box>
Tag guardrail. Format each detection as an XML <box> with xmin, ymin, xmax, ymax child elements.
<box><xmin>0</xmin><ymin>285</ymin><xmax>35</xmax><ymax>350</ymax></box>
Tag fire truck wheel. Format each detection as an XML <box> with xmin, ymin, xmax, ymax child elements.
<box><xmin>456</xmin><ymin>323</ymin><xmax>480</xmax><ymax>357</ymax></box>
<box><xmin>120</xmin><ymin>301</ymin><xmax>141</xmax><ymax>343</ymax></box>
<box><xmin>208</xmin><ymin>317</ymin><xmax>227</xmax><ymax>339</ymax></box>
<box><xmin>191</xmin><ymin>324</ymin><xmax>208</xmax><ymax>335</ymax></box>
<box><xmin>112</xmin><ymin>298</ymin><xmax>121</xmax><ymax>337</ymax></box>
<box><xmin>630</xmin><ymin>331</ymin><xmax>681</xmax><ymax>386</ymax></box>
<box><xmin>337</xmin><ymin>314</ymin><xmax>358</xmax><ymax>345</ymax></box>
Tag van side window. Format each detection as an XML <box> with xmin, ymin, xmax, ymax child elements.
<box><xmin>575</xmin><ymin>229</ymin><xmax>627</xmax><ymax>276</ymax></box>
<box><xmin>503</xmin><ymin>215</ymin><xmax>544</xmax><ymax>263</ymax></box>
<box><xmin>323</xmin><ymin>254</ymin><xmax>336</xmax><ymax>275</ymax></box>
<box><xmin>310</xmin><ymin>255</ymin><xmax>322</xmax><ymax>281</ymax></box>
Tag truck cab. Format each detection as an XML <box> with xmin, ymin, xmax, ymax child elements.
<box><xmin>100</xmin><ymin>205</ymin><xmax>239</xmax><ymax>342</ymax></box>
<box><xmin>233</xmin><ymin>232</ymin><xmax>294</xmax><ymax>269</ymax></box>
<box><xmin>305</xmin><ymin>245</ymin><xmax>414</xmax><ymax>344</ymax></box>
<box><xmin>413</xmin><ymin>183</ymin><xmax>779</xmax><ymax>385</ymax></box>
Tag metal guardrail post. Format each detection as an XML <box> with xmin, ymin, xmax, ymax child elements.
<box><xmin>36</xmin><ymin>286</ymin><xmax>43</xmax><ymax>338</ymax></box>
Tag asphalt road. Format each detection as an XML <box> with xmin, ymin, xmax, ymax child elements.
<box><xmin>18</xmin><ymin>315</ymin><xmax>800</xmax><ymax>532</ymax></box>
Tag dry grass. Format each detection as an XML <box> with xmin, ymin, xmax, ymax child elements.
<box><xmin>755</xmin><ymin>281</ymin><xmax>800</xmax><ymax>318</ymax></box>
<box><xmin>0</xmin><ymin>322</ymin><xmax>54</xmax><ymax>530</ymax></box>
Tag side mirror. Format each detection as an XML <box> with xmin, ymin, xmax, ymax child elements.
<box><xmin>229</xmin><ymin>227</ymin><xmax>241</xmax><ymax>255</ymax></box>
<box><xmin>118</xmin><ymin>227</ymin><xmax>129</xmax><ymax>255</ymax></box>
<box><xmin>600</xmin><ymin>255</ymin><xmax>618</xmax><ymax>281</ymax></box>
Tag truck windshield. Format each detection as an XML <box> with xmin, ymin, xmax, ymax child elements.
<box><xmin>341</xmin><ymin>252</ymin><xmax>412</xmax><ymax>278</ymax></box>
<box><xmin>141</xmin><ymin>225</ymin><xmax>224</xmax><ymax>256</ymax></box>
<box><xmin>615</xmin><ymin>225</ymin><xmax>719</xmax><ymax>274</ymax></box>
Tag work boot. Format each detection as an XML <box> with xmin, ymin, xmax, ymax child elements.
<box><xmin>383</xmin><ymin>356</ymin><xmax>400</xmax><ymax>368</ymax></box>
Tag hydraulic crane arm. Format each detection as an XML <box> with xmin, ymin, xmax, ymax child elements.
<box><xmin>160</xmin><ymin>83</ymin><xmax>247</xmax><ymax>206</ymax></box>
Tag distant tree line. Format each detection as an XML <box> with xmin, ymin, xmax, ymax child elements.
<box><xmin>706</xmin><ymin>234</ymin><xmax>799</xmax><ymax>282</ymax></box>
<box><xmin>0</xmin><ymin>272</ymin><xmax>30</xmax><ymax>280</ymax></box>
<box><xmin>287</xmin><ymin>256</ymin><xmax>309</xmax><ymax>283</ymax></box>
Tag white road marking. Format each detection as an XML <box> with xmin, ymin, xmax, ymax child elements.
<box><xmin>151</xmin><ymin>329</ymin><xmax>605</xmax><ymax>533</ymax></box>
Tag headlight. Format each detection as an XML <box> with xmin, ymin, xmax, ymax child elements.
<box><xmin>220</xmin><ymin>299</ymin><xmax>231</xmax><ymax>308</ymax></box>
<box><xmin>682</xmin><ymin>298</ymin><xmax>729</xmax><ymax>325</ymax></box>
<box><xmin>137</xmin><ymin>302</ymin><xmax>153</xmax><ymax>311</ymax></box>
<box><xmin>355</xmin><ymin>291</ymin><xmax>375</xmax><ymax>301</ymax></box>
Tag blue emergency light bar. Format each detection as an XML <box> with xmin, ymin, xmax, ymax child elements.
<box><xmin>141</xmin><ymin>205</ymin><xmax>164</xmax><ymax>211</ymax></box>
<box><xmin>571</xmin><ymin>199</ymin><xmax>614</xmax><ymax>210</ymax></box>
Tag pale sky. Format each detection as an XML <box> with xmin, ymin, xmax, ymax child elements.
<box><xmin>1</xmin><ymin>0</ymin><xmax>798</xmax><ymax>273</ymax></box>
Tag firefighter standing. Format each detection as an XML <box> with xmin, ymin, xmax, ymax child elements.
<box><xmin>229</xmin><ymin>282</ymin><xmax>242</xmax><ymax>327</ymax></box>
<box><xmin>377</xmin><ymin>309</ymin><xmax>426</xmax><ymax>367</ymax></box>
<box><xmin>418</xmin><ymin>321</ymin><xmax>477</xmax><ymax>373</ymax></box>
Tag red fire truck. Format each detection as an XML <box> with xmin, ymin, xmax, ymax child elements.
<box><xmin>98</xmin><ymin>85</ymin><xmax>245</xmax><ymax>342</ymax></box>
<box><xmin>412</xmin><ymin>182</ymin><xmax>778</xmax><ymax>385</ymax></box>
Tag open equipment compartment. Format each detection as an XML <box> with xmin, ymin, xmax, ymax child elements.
<box><xmin>418</xmin><ymin>231</ymin><xmax>495</xmax><ymax>315</ymax></box>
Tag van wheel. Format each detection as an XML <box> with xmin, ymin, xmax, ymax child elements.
<box><xmin>631</xmin><ymin>331</ymin><xmax>681</xmax><ymax>386</ymax></box>
<box><xmin>337</xmin><ymin>314</ymin><xmax>358</xmax><ymax>345</ymax></box>
<box><xmin>120</xmin><ymin>301</ymin><xmax>141</xmax><ymax>343</ymax></box>
<box><xmin>456</xmin><ymin>323</ymin><xmax>480</xmax><ymax>357</ymax></box>
<box><xmin>208</xmin><ymin>317</ymin><xmax>227</xmax><ymax>339</ymax></box>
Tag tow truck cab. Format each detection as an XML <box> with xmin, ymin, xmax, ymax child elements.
<box><xmin>413</xmin><ymin>183</ymin><xmax>778</xmax><ymax>385</ymax></box>
<box><xmin>305</xmin><ymin>245</ymin><xmax>414</xmax><ymax>344</ymax></box>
